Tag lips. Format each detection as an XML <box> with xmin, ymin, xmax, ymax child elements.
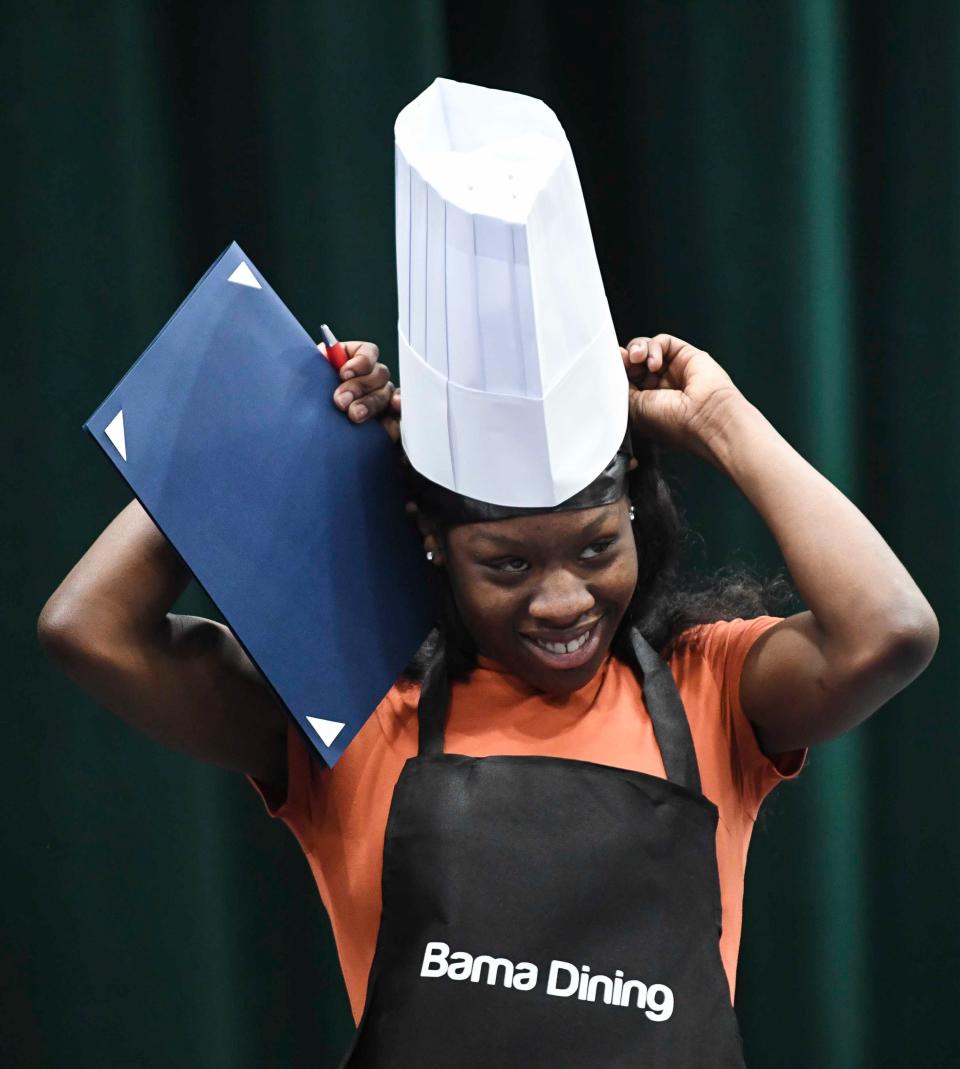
<box><xmin>519</xmin><ymin>620</ymin><xmax>604</xmax><ymax>671</ymax></box>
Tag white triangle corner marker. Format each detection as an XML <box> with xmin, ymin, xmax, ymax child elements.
<box><xmin>104</xmin><ymin>409</ymin><xmax>127</xmax><ymax>461</ymax></box>
<box><xmin>306</xmin><ymin>716</ymin><xmax>346</xmax><ymax>748</ymax></box>
<box><xmin>227</xmin><ymin>261</ymin><xmax>261</xmax><ymax>289</ymax></box>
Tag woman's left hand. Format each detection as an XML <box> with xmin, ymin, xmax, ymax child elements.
<box><xmin>621</xmin><ymin>334</ymin><xmax>745</xmax><ymax>462</ymax></box>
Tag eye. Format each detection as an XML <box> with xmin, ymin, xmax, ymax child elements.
<box><xmin>488</xmin><ymin>557</ymin><xmax>529</xmax><ymax>574</ymax></box>
<box><xmin>580</xmin><ymin>537</ymin><xmax>617</xmax><ymax>560</ymax></box>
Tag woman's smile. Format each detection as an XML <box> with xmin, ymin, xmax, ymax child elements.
<box><xmin>519</xmin><ymin>616</ymin><xmax>606</xmax><ymax>671</ymax></box>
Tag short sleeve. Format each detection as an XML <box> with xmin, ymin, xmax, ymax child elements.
<box><xmin>695</xmin><ymin>615</ymin><xmax>807</xmax><ymax>816</ymax></box>
<box><xmin>246</xmin><ymin>718</ymin><xmax>325</xmax><ymax>846</ymax></box>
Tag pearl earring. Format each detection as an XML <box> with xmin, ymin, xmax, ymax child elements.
<box><xmin>629</xmin><ymin>505</ymin><xmax>636</xmax><ymax>522</ymax></box>
<box><xmin>426</xmin><ymin>550</ymin><xmax>435</xmax><ymax>562</ymax></box>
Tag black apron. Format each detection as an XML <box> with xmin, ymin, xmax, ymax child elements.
<box><xmin>340</xmin><ymin>629</ymin><xmax>748</xmax><ymax>1067</ymax></box>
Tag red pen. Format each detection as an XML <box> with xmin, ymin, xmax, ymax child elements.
<box><xmin>320</xmin><ymin>323</ymin><xmax>349</xmax><ymax>372</ymax></box>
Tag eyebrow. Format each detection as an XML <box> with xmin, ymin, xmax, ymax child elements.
<box><xmin>466</xmin><ymin>511</ymin><xmax>615</xmax><ymax>551</ymax></box>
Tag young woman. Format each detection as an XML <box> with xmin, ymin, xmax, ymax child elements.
<box><xmin>39</xmin><ymin>332</ymin><xmax>938</xmax><ymax>1065</ymax></box>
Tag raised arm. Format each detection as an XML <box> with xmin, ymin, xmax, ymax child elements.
<box><xmin>38</xmin><ymin>340</ymin><xmax>398</xmax><ymax>796</ymax></box>
<box><xmin>623</xmin><ymin>334</ymin><xmax>939</xmax><ymax>755</ymax></box>
<box><xmin>38</xmin><ymin>498</ymin><xmax>290</xmax><ymax>785</ymax></box>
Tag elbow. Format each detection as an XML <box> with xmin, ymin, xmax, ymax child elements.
<box><xmin>37</xmin><ymin>593</ymin><xmax>89</xmax><ymax>666</ymax></box>
<box><xmin>873</xmin><ymin>606</ymin><xmax>940</xmax><ymax>681</ymax></box>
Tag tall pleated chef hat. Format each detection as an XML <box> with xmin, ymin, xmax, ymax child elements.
<box><xmin>394</xmin><ymin>78</ymin><xmax>629</xmax><ymax>518</ymax></box>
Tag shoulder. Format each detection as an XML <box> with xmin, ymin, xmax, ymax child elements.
<box><xmin>663</xmin><ymin>615</ymin><xmax>788</xmax><ymax>736</ymax></box>
<box><xmin>665</xmin><ymin>615</ymin><xmax>786</xmax><ymax>678</ymax></box>
<box><xmin>662</xmin><ymin>615</ymin><xmax>804</xmax><ymax>815</ymax></box>
<box><xmin>373</xmin><ymin>677</ymin><xmax>422</xmax><ymax>745</ymax></box>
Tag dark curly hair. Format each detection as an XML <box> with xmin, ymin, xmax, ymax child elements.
<box><xmin>401</xmin><ymin>432</ymin><xmax>798</xmax><ymax>686</ymax></box>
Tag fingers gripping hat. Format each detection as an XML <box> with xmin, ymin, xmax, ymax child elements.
<box><xmin>394</xmin><ymin>78</ymin><xmax>629</xmax><ymax>523</ymax></box>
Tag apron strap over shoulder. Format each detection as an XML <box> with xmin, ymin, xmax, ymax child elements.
<box><xmin>418</xmin><ymin>634</ymin><xmax>449</xmax><ymax>756</ymax></box>
<box><xmin>628</xmin><ymin>626</ymin><xmax>702</xmax><ymax>795</ymax></box>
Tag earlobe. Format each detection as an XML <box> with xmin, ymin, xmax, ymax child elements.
<box><xmin>422</xmin><ymin>532</ymin><xmax>445</xmax><ymax>566</ymax></box>
<box><xmin>425</xmin><ymin>544</ymin><xmax>446</xmax><ymax>566</ymax></box>
<box><xmin>408</xmin><ymin>500</ymin><xmax>445</xmax><ymax>565</ymax></box>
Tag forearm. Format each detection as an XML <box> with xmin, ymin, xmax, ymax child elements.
<box><xmin>701</xmin><ymin>395</ymin><xmax>938</xmax><ymax>661</ymax></box>
<box><xmin>39</xmin><ymin>498</ymin><xmax>192</xmax><ymax>651</ymax></box>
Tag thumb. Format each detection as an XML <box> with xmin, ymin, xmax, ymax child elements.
<box><xmin>630</xmin><ymin>386</ymin><xmax>686</xmax><ymax>431</ymax></box>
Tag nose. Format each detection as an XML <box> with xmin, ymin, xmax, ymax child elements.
<box><xmin>527</xmin><ymin>567</ymin><xmax>596</xmax><ymax>629</ymax></box>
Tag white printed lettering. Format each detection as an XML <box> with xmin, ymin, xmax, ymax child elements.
<box><xmin>472</xmin><ymin>955</ymin><xmax>514</xmax><ymax>986</ymax></box>
<box><xmin>448</xmin><ymin>951</ymin><xmax>473</xmax><ymax>980</ymax></box>
<box><xmin>513</xmin><ymin>962</ymin><xmax>538</xmax><ymax>991</ymax></box>
<box><xmin>420</xmin><ymin>941</ymin><xmax>449</xmax><ymax>978</ymax></box>
<box><xmin>421</xmin><ymin>943</ymin><xmax>538</xmax><ymax>991</ymax></box>
<box><xmin>546</xmin><ymin>959</ymin><xmax>580</xmax><ymax>997</ymax></box>
<box><xmin>645</xmin><ymin>984</ymin><xmax>674</xmax><ymax>1022</ymax></box>
<box><xmin>417</xmin><ymin>942</ymin><xmax>673</xmax><ymax>1020</ymax></box>
<box><xmin>587</xmin><ymin>973</ymin><xmax>614</xmax><ymax>1005</ymax></box>
<box><xmin>620</xmin><ymin>979</ymin><xmax>648</xmax><ymax>1009</ymax></box>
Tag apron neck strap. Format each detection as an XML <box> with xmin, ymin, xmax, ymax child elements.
<box><xmin>416</xmin><ymin>627</ymin><xmax>702</xmax><ymax>796</ymax></box>
<box><xmin>627</xmin><ymin>626</ymin><xmax>702</xmax><ymax>795</ymax></box>
<box><xmin>418</xmin><ymin>636</ymin><xmax>449</xmax><ymax>757</ymax></box>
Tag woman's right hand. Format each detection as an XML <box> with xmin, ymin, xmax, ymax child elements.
<box><xmin>328</xmin><ymin>340</ymin><xmax>402</xmax><ymax>443</ymax></box>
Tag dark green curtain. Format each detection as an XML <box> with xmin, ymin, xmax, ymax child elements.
<box><xmin>5</xmin><ymin>2</ymin><xmax>956</xmax><ymax>1066</ymax></box>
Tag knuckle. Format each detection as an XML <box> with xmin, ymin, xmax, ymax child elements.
<box><xmin>349</xmin><ymin>340</ymin><xmax>379</xmax><ymax>358</ymax></box>
<box><xmin>352</xmin><ymin>348</ymin><xmax>374</xmax><ymax>368</ymax></box>
<box><xmin>350</xmin><ymin>384</ymin><xmax>391</xmax><ymax>416</ymax></box>
<box><xmin>354</xmin><ymin>366</ymin><xmax>389</xmax><ymax>395</ymax></box>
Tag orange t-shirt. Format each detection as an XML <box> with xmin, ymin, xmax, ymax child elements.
<box><xmin>250</xmin><ymin>615</ymin><xmax>805</xmax><ymax>1024</ymax></box>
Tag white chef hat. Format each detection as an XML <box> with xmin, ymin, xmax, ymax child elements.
<box><xmin>394</xmin><ymin>77</ymin><xmax>628</xmax><ymax>511</ymax></box>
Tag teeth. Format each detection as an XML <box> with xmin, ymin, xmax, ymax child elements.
<box><xmin>534</xmin><ymin>627</ymin><xmax>592</xmax><ymax>655</ymax></box>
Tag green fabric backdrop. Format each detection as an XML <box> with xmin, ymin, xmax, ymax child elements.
<box><xmin>5</xmin><ymin>2</ymin><xmax>956</xmax><ymax>1066</ymax></box>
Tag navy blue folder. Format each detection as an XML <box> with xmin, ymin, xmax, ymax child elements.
<box><xmin>84</xmin><ymin>243</ymin><xmax>434</xmax><ymax>766</ymax></box>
